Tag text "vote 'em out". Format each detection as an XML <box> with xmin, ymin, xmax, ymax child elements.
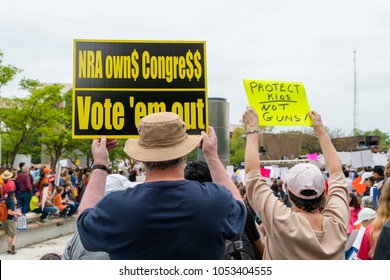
<box><xmin>77</xmin><ymin>96</ymin><xmax>206</xmax><ymax>131</ymax></box>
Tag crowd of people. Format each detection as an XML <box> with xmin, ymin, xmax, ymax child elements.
<box><xmin>1</xmin><ymin>106</ymin><xmax>389</xmax><ymax>260</ymax></box>
<box><xmin>0</xmin><ymin>163</ymin><xmax>90</xmax><ymax>254</ymax></box>
<box><xmin>345</xmin><ymin>163</ymin><xmax>390</xmax><ymax>260</ymax></box>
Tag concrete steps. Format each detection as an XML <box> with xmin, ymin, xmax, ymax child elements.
<box><xmin>0</xmin><ymin>215</ymin><xmax>77</xmax><ymax>254</ymax></box>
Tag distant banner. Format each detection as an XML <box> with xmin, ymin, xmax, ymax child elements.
<box><xmin>73</xmin><ymin>40</ymin><xmax>208</xmax><ymax>138</ymax></box>
<box><xmin>243</xmin><ymin>80</ymin><xmax>311</xmax><ymax>126</ymax></box>
<box><xmin>350</xmin><ymin>150</ymin><xmax>373</xmax><ymax>168</ymax></box>
<box><xmin>306</xmin><ymin>153</ymin><xmax>318</xmax><ymax>161</ymax></box>
<box><xmin>372</xmin><ymin>153</ymin><xmax>388</xmax><ymax>166</ymax></box>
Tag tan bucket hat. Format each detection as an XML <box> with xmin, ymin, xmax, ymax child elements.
<box><xmin>124</xmin><ymin>112</ymin><xmax>202</xmax><ymax>162</ymax></box>
<box><xmin>1</xmin><ymin>170</ymin><xmax>13</xmax><ymax>180</ymax></box>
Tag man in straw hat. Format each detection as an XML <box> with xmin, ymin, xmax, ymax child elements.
<box><xmin>243</xmin><ymin>106</ymin><xmax>349</xmax><ymax>259</ymax></box>
<box><xmin>77</xmin><ymin>112</ymin><xmax>246</xmax><ymax>260</ymax></box>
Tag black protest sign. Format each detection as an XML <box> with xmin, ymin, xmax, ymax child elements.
<box><xmin>73</xmin><ymin>40</ymin><xmax>208</xmax><ymax>138</ymax></box>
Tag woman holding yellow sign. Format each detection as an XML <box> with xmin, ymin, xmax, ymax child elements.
<box><xmin>243</xmin><ymin>106</ymin><xmax>349</xmax><ymax>259</ymax></box>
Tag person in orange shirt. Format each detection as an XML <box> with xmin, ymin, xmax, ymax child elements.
<box><xmin>36</xmin><ymin>168</ymin><xmax>53</xmax><ymax>190</ymax></box>
<box><xmin>53</xmin><ymin>186</ymin><xmax>76</xmax><ymax>219</ymax></box>
<box><xmin>62</xmin><ymin>182</ymin><xmax>79</xmax><ymax>216</ymax></box>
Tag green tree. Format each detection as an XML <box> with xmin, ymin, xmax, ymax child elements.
<box><xmin>354</xmin><ymin>128</ymin><xmax>390</xmax><ymax>150</ymax></box>
<box><xmin>230</xmin><ymin>127</ymin><xmax>246</xmax><ymax>168</ymax></box>
<box><xmin>39</xmin><ymin>87</ymin><xmax>83</xmax><ymax>169</ymax></box>
<box><xmin>229</xmin><ymin>123</ymin><xmax>274</xmax><ymax>168</ymax></box>
<box><xmin>0</xmin><ymin>50</ymin><xmax>20</xmax><ymax>89</ymax></box>
<box><xmin>282</xmin><ymin>128</ymin><xmax>318</xmax><ymax>155</ymax></box>
<box><xmin>0</xmin><ymin>50</ymin><xmax>21</xmax><ymax>166</ymax></box>
<box><xmin>20</xmin><ymin>132</ymin><xmax>42</xmax><ymax>164</ymax></box>
<box><xmin>282</xmin><ymin>126</ymin><xmax>347</xmax><ymax>155</ymax></box>
<box><xmin>40</xmin><ymin>120</ymin><xmax>70</xmax><ymax>169</ymax></box>
<box><xmin>186</xmin><ymin>149</ymin><xmax>198</xmax><ymax>163</ymax></box>
<box><xmin>327</xmin><ymin>127</ymin><xmax>347</xmax><ymax>139</ymax></box>
<box><xmin>0</xmin><ymin>131</ymin><xmax>13</xmax><ymax>166</ymax></box>
<box><xmin>259</xmin><ymin>126</ymin><xmax>275</xmax><ymax>133</ymax></box>
<box><xmin>56</xmin><ymin>89</ymin><xmax>92</xmax><ymax>168</ymax></box>
<box><xmin>0</xmin><ymin>80</ymin><xmax>64</xmax><ymax>167</ymax></box>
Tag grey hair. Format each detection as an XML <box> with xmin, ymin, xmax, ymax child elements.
<box><xmin>22</xmin><ymin>165</ymin><xmax>30</xmax><ymax>173</ymax></box>
<box><xmin>144</xmin><ymin>157</ymin><xmax>186</xmax><ymax>171</ymax></box>
<box><xmin>361</xmin><ymin>196</ymin><xmax>374</xmax><ymax>209</ymax></box>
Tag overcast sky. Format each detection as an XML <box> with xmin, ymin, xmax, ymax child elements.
<box><xmin>1</xmin><ymin>0</ymin><xmax>389</xmax><ymax>135</ymax></box>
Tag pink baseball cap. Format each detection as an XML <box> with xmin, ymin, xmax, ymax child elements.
<box><xmin>287</xmin><ymin>163</ymin><xmax>325</xmax><ymax>199</ymax></box>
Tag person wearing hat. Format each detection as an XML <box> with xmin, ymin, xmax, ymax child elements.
<box><xmin>372</xmin><ymin>165</ymin><xmax>385</xmax><ymax>182</ymax></box>
<box><xmin>353</xmin><ymin>207</ymin><xmax>376</xmax><ymax>228</ymax></box>
<box><xmin>345</xmin><ymin>207</ymin><xmax>376</xmax><ymax>259</ymax></box>
<box><xmin>77</xmin><ymin>112</ymin><xmax>246</xmax><ymax>260</ymax></box>
<box><xmin>356</xmin><ymin>207</ymin><xmax>378</xmax><ymax>260</ymax></box>
<box><xmin>5</xmin><ymin>190</ymin><xmax>23</xmax><ymax>254</ymax></box>
<box><xmin>243</xmin><ymin>107</ymin><xmax>349</xmax><ymax>259</ymax></box>
<box><xmin>360</xmin><ymin>171</ymin><xmax>377</xmax><ymax>202</ymax></box>
<box><xmin>360</xmin><ymin>170</ymin><xmax>382</xmax><ymax>209</ymax></box>
<box><xmin>1</xmin><ymin>170</ymin><xmax>16</xmax><ymax>198</ymax></box>
<box><xmin>360</xmin><ymin>171</ymin><xmax>374</xmax><ymax>185</ymax></box>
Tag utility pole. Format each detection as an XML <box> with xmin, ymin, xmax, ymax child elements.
<box><xmin>353</xmin><ymin>49</ymin><xmax>358</xmax><ymax>134</ymax></box>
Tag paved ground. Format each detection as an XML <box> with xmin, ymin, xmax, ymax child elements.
<box><xmin>0</xmin><ymin>233</ymin><xmax>73</xmax><ymax>260</ymax></box>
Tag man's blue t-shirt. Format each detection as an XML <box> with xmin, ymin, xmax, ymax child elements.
<box><xmin>77</xmin><ymin>180</ymin><xmax>246</xmax><ymax>260</ymax></box>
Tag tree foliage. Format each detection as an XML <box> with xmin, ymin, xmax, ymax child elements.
<box><xmin>230</xmin><ymin>127</ymin><xmax>245</xmax><ymax>168</ymax></box>
<box><xmin>0</xmin><ymin>51</ymin><xmax>20</xmax><ymax>89</ymax></box>
<box><xmin>53</xmin><ymin>89</ymin><xmax>92</xmax><ymax>168</ymax></box>
<box><xmin>354</xmin><ymin>128</ymin><xmax>390</xmax><ymax>150</ymax></box>
<box><xmin>0</xmin><ymin>80</ymin><xmax>65</xmax><ymax>167</ymax></box>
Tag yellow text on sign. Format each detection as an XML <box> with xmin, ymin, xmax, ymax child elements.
<box><xmin>129</xmin><ymin>97</ymin><xmax>206</xmax><ymax>130</ymax></box>
<box><xmin>243</xmin><ymin>80</ymin><xmax>312</xmax><ymax>126</ymax></box>
<box><xmin>78</xmin><ymin>49</ymin><xmax>203</xmax><ymax>83</ymax></box>
<box><xmin>77</xmin><ymin>97</ymin><xmax>125</xmax><ymax>130</ymax></box>
<box><xmin>76</xmin><ymin>96</ymin><xmax>206</xmax><ymax>131</ymax></box>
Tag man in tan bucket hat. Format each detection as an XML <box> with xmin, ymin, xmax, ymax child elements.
<box><xmin>77</xmin><ymin>112</ymin><xmax>246</xmax><ymax>260</ymax></box>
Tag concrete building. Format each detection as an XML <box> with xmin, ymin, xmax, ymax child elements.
<box><xmin>332</xmin><ymin>135</ymin><xmax>381</xmax><ymax>152</ymax></box>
